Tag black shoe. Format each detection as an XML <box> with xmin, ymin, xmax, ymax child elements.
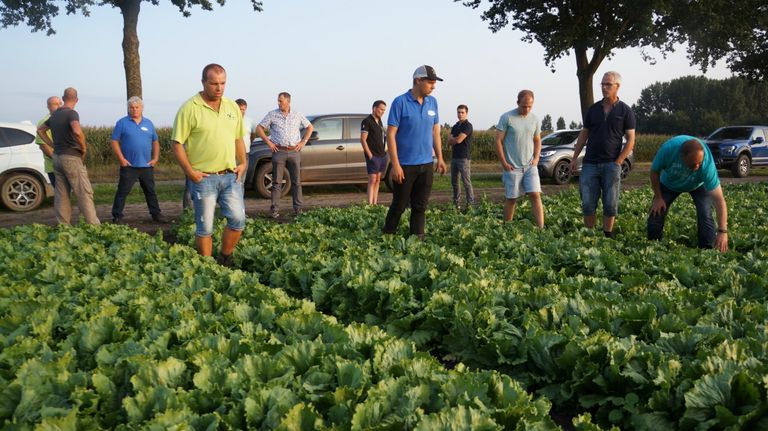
<box><xmin>152</xmin><ymin>214</ymin><xmax>171</xmax><ymax>223</ymax></box>
<box><xmin>270</xmin><ymin>211</ymin><xmax>280</xmax><ymax>219</ymax></box>
<box><xmin>112</xmin><ymin>218</ymin><xmax>124</xmax><ymax>225</ymax></box>
<box><xmin>216</xmin><ymin>253</ymin><xmax>234</xmax><ymax>268</ymax></box>
<box><xmin>603</xmin><ymin>230</ymin><xmax>615</xmax><ymax>239</ymax></box>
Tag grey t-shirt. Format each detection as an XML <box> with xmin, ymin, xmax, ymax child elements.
<box><xmin>496</xmin><ymin>108</ymin><xmax>540</xmax><ymax>167</ymax></box>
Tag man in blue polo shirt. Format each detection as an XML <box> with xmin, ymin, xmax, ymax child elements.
<box><xmin>110</xmin><ymin>96</ymin><xmax>168</xmax><ymax>224</ymax></box>
<box><xmin>571</xmin><ymin>71</ymin><xmax>636</xmax><ymax>238</ymax></box>
<box><xmin>647</xmin><ymin>135</ymin><xmax>729</xmax><ymax>252</ymax></box>
<box><xmin>382</xmin><ymin>65</ymin><xmax>447</xmax><ymax>238</ymax></box>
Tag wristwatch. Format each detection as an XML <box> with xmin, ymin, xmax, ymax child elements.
<box><xmin>717</xmin><ymin>228</ymin><xmax>728</xmax><ymax>234</ymax></box>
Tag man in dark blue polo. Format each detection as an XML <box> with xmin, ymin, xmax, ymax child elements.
<box><xmin>110</xmin><ymin>96</ymin><xmax>168</xmax><ymax>224</ymax></box>
<box><xmin>382</xmin><ymin>65</ymin><xmax>447</xmax><ymax>238</ymax></box>
<box><xmin>571</xmin><ymin>71</ymin><xmax>636</xmax><ymax>238</ymax></box>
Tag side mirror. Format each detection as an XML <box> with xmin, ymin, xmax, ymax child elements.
<box><xmin>309</xmin><ymin>131</ymin><xmax>319</xmax><ymax>141</ymax></box>
<box><xmin>753</xmin><ymin>136</ymin><xmax>764</xmax><ymax>144</ymax></box>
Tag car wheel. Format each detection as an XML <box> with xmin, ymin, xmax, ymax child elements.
<box><xmin>552</xmin><ymin>160</ymin><xmax>572</xmax><ymax>185</ymax></box>
<box><xmin>1</xmin><ymin>173</ymin><xmax>45</xmax><ymax>212</ymax></box>
<box><xmin>254</xmin><ymin>163</ymin><xmax>291</xmax><ymax>199</ymax></box>
<box><xmin>621</xmin><ymin>160</ymin><xmax>631</xmax><ymax>180</ymax></box>
<box><xmin>731</xmin><ymin>153</ymin><xmax>750</xmax><ymax>178</ymax></box>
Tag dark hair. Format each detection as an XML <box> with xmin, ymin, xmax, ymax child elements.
<box><xmin>517</xmin><ymin>89</ymin><xmax>534</xmax><ymax>103</ymax></box>
<box><xmin>201</xmin><ymin>63</ymin><xmax>226</xmax><ymax>81</ymax></box>
<box><xmin>278</xmin><ymin>92</ymin><xmax>291</xmax><ymax>101</ymax></box>
<box><xmin>235</xmin><ymin>99</ymin><xmax>247</xmax><ymax>107</ymax></box>
<box><xmin>457</xmin><ymin>104</ymin><xmax>468</xmax><ymax>112</ymax></box>
<box><xmin>681</xmin><ymin>139</ymin><xmax>704</xmax><ymax>156</ymax></box>
<box><xmin>372</xmin><ymin>100</ymin><xmax>386</xmax><ymax>109</ymax></box>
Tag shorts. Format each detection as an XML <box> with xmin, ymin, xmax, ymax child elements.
<box><xmin>366</xmin><ymin>154</ymin><xmax>388</xmax><ymax>174</ymax></box>
<box><xmin>189</xmin><ymin>172</ymin><xmax>246</xmax><ymax>236</ymax></box>
<box><xmin>579</xmin><ymin>162</ymin><xmax>621</xmax><ymax>217</ymax></box>
<box><xmin>502</xmin><ymin>165</ymin><xmax>541</xmax><ymax>199</ymax></box>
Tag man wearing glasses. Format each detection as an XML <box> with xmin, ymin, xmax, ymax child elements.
<box><xmin>571</xmin><ymin>71</ymin><xmax>636</xmax><ymax>238</ymax></box>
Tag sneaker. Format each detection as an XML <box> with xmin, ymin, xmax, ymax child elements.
<box><xmin>270</xmin><ymin>211</ymin><xmax>280</xmax><ymax>219</ymax></box>
<box><xmin>216</xmin><ymin>253</ymin><xmax>234</xmax><ymax>268</ymax></box>
<box><xmin>152</xmin><ymin>214</ymin><xmax>171</xmax><ymax>223</ymax></box>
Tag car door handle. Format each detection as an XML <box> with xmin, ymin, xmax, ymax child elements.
<box><xmin>336</xmin><ymin>146</ymin><xmax>345</xmax><ymax>150</ymax></box>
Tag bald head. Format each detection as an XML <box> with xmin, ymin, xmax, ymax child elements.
<box><xmin>46</xmin><ymin>96</ymin><xmax>62</xmax><ymax>114</ymax></box>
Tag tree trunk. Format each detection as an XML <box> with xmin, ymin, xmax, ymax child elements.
<box><xmin>574</xmin><ymin>46</ymin><xmax>608</xmax><ymax>120</ymax></box>
<box><xmin>120</xmin><ymin>0</ymin><xmax>142</xmax><ymax>99</ymax></box>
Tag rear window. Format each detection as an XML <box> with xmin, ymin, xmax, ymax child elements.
<box><xmin>0</xmin><ymin>127</ymin><xmax>35</xmax><ymax>148</ymax></box>
<box><xmin>708</xmin><ymin>127</ymin><xmax>752</xmax><ymax>141</ymax></box>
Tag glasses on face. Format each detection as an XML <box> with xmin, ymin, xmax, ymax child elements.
<box><xmin>600</xmin><ymin>82</ymin><xmax>617</xmax><ymax>87</ymax></box>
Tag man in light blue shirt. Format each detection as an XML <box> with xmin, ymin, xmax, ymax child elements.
<box><xmin>494</xmin><ymin>90</ymin><xmax>544</xmax><ymax>227</ymax></box>
<box><xmin>256</xmin><ymin>92</ymin><xmax>314</xmax><ymax>217</ymax></box>
<box><xmin>647</xmin><ymin>135</ymin><xmax>729</xmax><ymax>252</ymax></box>
<box><xmin>382</xmin><ymin>65</ymin><xmax>447</xmax><ymax>238</ymax></box>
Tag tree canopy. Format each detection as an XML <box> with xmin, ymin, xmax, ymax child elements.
<box><xmin>541</xmin><ymin>114</ymin><xmax>552</xmax><ymax>132</ymax></box>
<box><xmin>1</xmin><ymin>0</ymin><xmax>263</xmax><ymax>98</ymax></box>
<box><xmin>459</xmin><ymin>0</ymin><xmax>680</xmax><ymax>117</ymax></box>
<box><xmin>633</xmin><ymin>76</ymin><xmax>768</xmax><ymax>136</ymax></box>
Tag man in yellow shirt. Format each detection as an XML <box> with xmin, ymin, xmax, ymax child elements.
<box><xmin>171</xmin><ymin>63</ymin><xmax>247</xmax><ymax>266</ymax></box>
<box><xmin>35</xmin><ymin>95</ymin><xmax>63</xmax><ymax>187</ymax></box>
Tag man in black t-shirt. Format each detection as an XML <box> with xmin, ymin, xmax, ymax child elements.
<box><xmin>448</xmin><ymin>104</ymin><xmax>474</xmax><ymax>209</ymax></box>
<box><xmin>37</xmin><ymin>87</ymin><xmax>100</xmax><ymax>225</ymax></box>
<box><xmin>360</xmin><ymin>100</ymin><xmax>388</xmax><ymax>205</ymax></box>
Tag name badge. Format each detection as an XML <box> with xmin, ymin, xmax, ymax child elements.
<box><xmin>140</xmin><ymin>126</ymin><xmax>149</xmax><ymax>132</ymax></box>
<box><xmin>427</xmin><ymin>110</ymin><xmax>436</xmax><ymax>117</ymax></box>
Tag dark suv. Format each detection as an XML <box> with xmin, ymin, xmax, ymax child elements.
<box><xmin>244</xmin><ymin>113</ymin><xmax>389</xmax><ymax>198</ymax></box>
<box><xmin>704</xmin><ymin>125</ymin><xmax>768</xmax><ymax>178</ymax></box>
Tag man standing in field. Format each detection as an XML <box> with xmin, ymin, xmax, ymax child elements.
<box><xmin>382</xmin><ymin>65</ymin><xmax>447</xmax><ymax>239</ymax></box>
<box><xmin>647</xmin><ymin>135</ymin><xmax>729</xmax><ymax>252</ymax></box>
<box><xmin>494</xmin><ymin>90</ymin><xmax>544</xmax><ymax>227</ymax></box>
<box><xmin>360</xmin><ymin>100</ymin><xmax>387</xmax><ymax>205</ymax></box>
<box><xmin>35</xmin><ymin>95</ymin><xmax>63</xmax><ymax>187</ymax></box>
<box><xmin>37</xmin><ymin>87</ymin><xmax>100</xmax><ymax>225</ymax></box>
<box><xmin>236</xmin><ymin>98</ymin><xmax>257</xmax><ymax>143</ymax></box>
<box><xmin>256</xmin><ymin>92</ymin><xmax>314</xmax><ymax>218</ymax></box>
<box><xmin>171</xmin><ymin>63</ymin><xmax>247</xmax><ymax>266</ymax></box>
<box><xmin>110</xmin><ymin>96</ymin><xmax>169</xmax><ymax>224</ymax></box>
<box><xmin>448</xmin><ymin>104</ymin><xmax>474</xmax><ymax>210</ymax></box>
<box><xmin>571</xmin><ymin>71</ymin><xmax>635</xmax><ymax>238</ymax></box>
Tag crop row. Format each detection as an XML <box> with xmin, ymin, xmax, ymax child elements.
<box><xmin>176</xmin><ymin>183</ymin><xmax>768</xmax><ymax>429</ymax></box>
<box><xmin>0</xmin><ymin>224</ymin><xmax>572</xmax><ymax>430</ymax></box>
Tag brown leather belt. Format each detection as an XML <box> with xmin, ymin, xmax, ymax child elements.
<box><xmin>204</xmin><ymin>169</ymin><xmax>235</xmax><ymax>175</ymax></box>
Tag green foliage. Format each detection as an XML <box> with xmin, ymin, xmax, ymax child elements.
<box><xmin>556</xmin><ymin>117</ymin><xmax>566</xmax><ymax>130</ymax></box>
<box><xmin>633</xmin><ymin>76</ymin><xmax>768</xmax><ymax>135</ymax></box>
<box><xmin>542</xmin><ymin>114</ymin><xmax>553</xmax><ymax>132</ymax></box>
<box><xmin>0</xmin><ymin>224</ymin><xmax>557</xmax><ymax>429</ymax></box>
<box><xmin>178</xmin><ymin>182</ymin><xmax>768</xmax><ymax>429</ymax></box>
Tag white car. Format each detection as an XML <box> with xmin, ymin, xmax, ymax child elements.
<box><xmin>0</xmin><ymin>121</ymin><xmax>52</xmax><ymax>211</ymax></box>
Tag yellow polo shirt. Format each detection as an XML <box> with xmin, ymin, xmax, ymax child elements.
<box><xmin>171</xmin><ymin>93</ymin><xmax>243</xmax><ymax>173</ymax></box>
<box><xmin>35</xmin><ymin>114</ymin><xmax>54</xmax><ymax>173</ymax></box>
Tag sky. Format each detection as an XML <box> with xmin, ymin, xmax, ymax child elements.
<box><xmin>2</xmin><ymin>0</ymin><xmax>732</xmax><ymax>130</ymax></box>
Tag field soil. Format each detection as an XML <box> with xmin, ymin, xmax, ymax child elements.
<box><xmin>1</xmin><ymin>164</ymin><xmax>766</xmax><ymax>238</ymax></box>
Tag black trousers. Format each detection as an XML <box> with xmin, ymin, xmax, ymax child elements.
<box><xmin>383</xmin><ymin>163</ymin><xmax>434</xmax><ymax>235</ymax></box>
<box><xmin>111</xmin><ymin>166</ymin><xmax>161</xmax><ymax>220</ymax></box>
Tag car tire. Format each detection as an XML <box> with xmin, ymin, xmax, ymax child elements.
<box><xmin>731</xmin><ymin>153</ymin><xmax>750</xmax><ymax>178</ymax></box>
<box><xmin>1</xmin><ymin>172</ymin><xmax>45</xmax><ymax>212</ymax></box>
<box><xmin>552</xmin><ymin>160</ymin><xmax>572</xmax><ymax>185</ymax></box>
<box><xmin>254</xmin><ymin>163</ymin><xmax>291</xmax><ymax>199</ymax></box>
<box><xmin>621</xmin><ymin>160</ymin><xmax>631</xmax><ymax>180</ymax></box>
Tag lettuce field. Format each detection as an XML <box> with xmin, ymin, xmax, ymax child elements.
<box><xmin>2</xmin><ymin>183</ymin><xmax>768</xmax><ymax>429</ymax></box>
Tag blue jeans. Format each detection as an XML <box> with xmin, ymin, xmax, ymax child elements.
<box><xmin>579</xmin><ymin>162</ymin><xmax>621</xmax><ymax>217</ymax></box>
<box><xmin>647</xmin><ymin>182</ymin><xmax>716</xmax><ymax>248</ymax></box>
<box><xmin>111</xmin><ymin>166</ymin><xmax>161</xmax><ymax>220</ymax></box>
<box><xmin>189</xmin><ymin>173</ymin><xmax>246</xmax><ymax>237</ymax></box>
<box><xmin>451</xmin><ymin>158</ymin><xmax>474</xmax><ymax>207</ymax></box>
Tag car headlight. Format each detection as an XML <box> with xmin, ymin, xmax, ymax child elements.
<box><xmin>539</xmin><ymin>150</ymin><xmax>556</xmax><ymax>158</ymax></box>
<box><xmin>722</xmin><ymin>145</ymin><xmax>736</xmax><ymax>154</ymax></box>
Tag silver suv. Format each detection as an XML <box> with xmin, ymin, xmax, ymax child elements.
<box><xmin>244</xmin><ymin>113</ymin><xmax>390</xmax><ymax>198</ymax></box>
<box><xmin>537</xmin><ymin>129</ymin><xmax>634</xmax><ymax>185</ymax></box>
<box><xmin>0</xmin><ymin>122</ymin><xmax>52</xmax><ymax>211</ymax></box>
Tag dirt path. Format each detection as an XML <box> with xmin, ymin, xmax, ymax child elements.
<box><xmin>1</xmin><ymin>166</ymin><xmax>764</xmax><ymax>237</ymax></box>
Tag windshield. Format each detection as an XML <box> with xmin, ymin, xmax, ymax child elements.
<box><xmin>542</xmin><ymin>131</ymin><xmax>578</xmax><ymax>146</ymax></box>
<box><xmin>708</xmin><ymin>127</ymin><xmax>752</xmax><ymax>141</ymax></box>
